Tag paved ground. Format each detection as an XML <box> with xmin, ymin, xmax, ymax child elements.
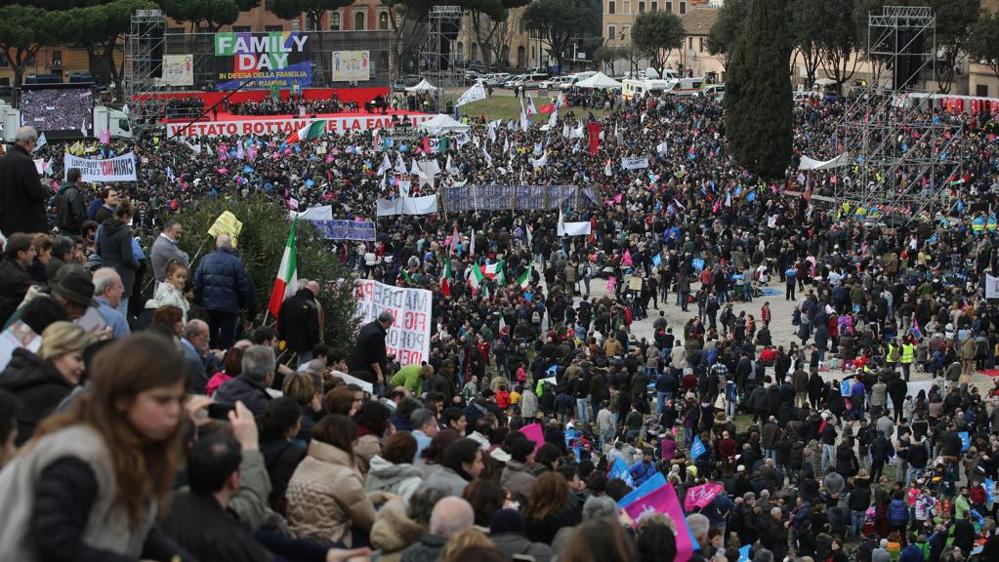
<box><xmin>575</xmin><ymin>275</ymin><xmax>996</xmax><ymax>397</ymax></box>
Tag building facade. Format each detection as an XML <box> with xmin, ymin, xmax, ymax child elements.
<box><xmin>603</xmin><ymin>0</ymin><xmax>711</xmax><ymax>47</ymax></box>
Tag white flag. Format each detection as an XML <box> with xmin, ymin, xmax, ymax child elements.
<box><xmin>548</xmin><ymin>110</ymin><xmax>558</xmax><ymax>129</ymax></box>
<box><xmin>34</xmin><ymin>133</ymin><xmax>47</xmax><ymax>152</ymax></box>
<box><xmin>520</xmin><ymin>111</ymin><xmax>529</xmax><ymax>132</ymax></box>
<box><xmin>657</xmin><ymin>140</ymin><xmax>669</xmax><ymax>156</ymax></box>
<box><xmin>482</xmin><ymin>146</ymin><xmax>493</xmax><ymax>167</ymax></box>
<box><xmin>604</xmin><ymin>159</ymin><xmax>613</xmax><ymax>176</ymax></box>
<box><xmin>409</xmin><ymin>158</ymin><xmax>420</xmax><ymax>176</ymax></box>
<box><xmin>531</xmin><ymin>152</ymin><xmax>548</xmax><ymax>168</ymax></box>
<box><xmin>378</xmin><ymin>154</ymin><xmax>392</xmax><ymax>176</ymax></box>
<box><xmin>456</xmin><ymin>81</ymin><xmax>488</xmax><ymax>107</ymax></box>
<box><xmin>395</xmin><ymin>154</ymin><xmax>408</xmax><ymax>175</ymax></box>
<box><xmin>526</xmin><ymin>95</ymin><xmax>538</xmax><ymax>116</ymax></box>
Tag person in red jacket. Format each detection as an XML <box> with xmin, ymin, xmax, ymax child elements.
<box><xmin>495</xmin><ymin>384</ymin><xmax>511</xmax><ymax>410</ymax></box>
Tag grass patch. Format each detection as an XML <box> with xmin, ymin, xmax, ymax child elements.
<box><xmin>458</xmin><ymin>94</ymin><xmax>610</xmax><ymax>122</ymax></box>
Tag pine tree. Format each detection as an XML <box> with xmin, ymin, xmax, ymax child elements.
<box><xmin>724</xmin><ymin>0</ymin><xmax>794</xmax><ymax>180</ymax></box>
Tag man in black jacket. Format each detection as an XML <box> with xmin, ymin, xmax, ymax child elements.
<box><xmin>349</xmin><ymin>311</ymin><xmax>393</xmax><ymax>395</ymax></box>
<box><xmin>0</xmin><ymin>126</ymin><xmax>48</xmax><ymax>235</ymax></box>
<box><xmin>277</xmin><ymin>280</ymin><xmax>320</xmax><ymax>367</ymax></box>
<box><xmin>55</xmin><ymin>169</ymin><xmax>87</xmax><ymax>236</ymax></box>
<box><xmin>0</xmin><ymin>233</ymin><xmax>35</xmax><ymax>325</ymax></box>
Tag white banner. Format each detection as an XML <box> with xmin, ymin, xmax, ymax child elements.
<box><xmin>456</xmin><ymin>81</ymin><xmax>488</xmax><ymax>107</ymax></box>
<box><xmin>621</xmin><ymin>157</ymin><xmax>649</xmax><ymax>170</ymax></box>
<box><xmin>162</xmin><ymin>54</ymin><xmax>194</xmax><ymax>86</ymax></box>
<box><xmin>63</xmin><ymin>152</ymin><xmax>137</xmax><ymax>182</ymax></box>
<box><xmin>165</xmin><ymin>113</ymin><xmax>433</xmax><ymax>139</ymax></box>
<box><xmin>987</xmin><ymin>274</ymin><xmax>999</xmax><ymax>299</ymax></box>
<box><xmin>558</xmin><ymin>221</ymin><xmax>592</xmax><ymax>236</ymax></box>
<box><xmin>376</xmin><ymin>195</ymin><xmax>439</xmax><ymax>217</ymax></box>
<box><xmin>353</xmin><ymin>280</ymin><xmax>432</xmax><ymax>366</ymax></box>
<box><xmin>331</xmin><ymin>51</ymin><xmax>370</xmax><ymax>82</ymax></box>
<box><xmin>799</xmin><ymin>152</ymin><xmax>850</xmax><ymax>171</ymax></box>
<box><xmin>292</xmin><ymin>205</ymin><xmax>333</xmax><ymax>222</ymax></box>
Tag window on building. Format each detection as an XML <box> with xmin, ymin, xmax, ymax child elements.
<box><xmin>977</xmin><ymin>84</ymin><xmax>989</xmax><ymax>97</ymax></box>
<box><xmin>354</xmin><ymin>11</ymin><xmax>365</xmax><ymax>30</ymax></box>
<box><xmin>608</xmin><ymin>25</ymin><xmax>616</xmax><ymax>41</ymax></box>
<box><xmin>679</xmin><ymin>1</ymin><xmax>686</xmax><ymax>14</ymax></box>
<box><xmin>651</xmin><ymin>1</ymin><xmax>658</xmax><ymax>11</ymax></box>
<box><xmin>264</xmin><ymin>25</ymin><xmax>283</xmax><ymax>32</ymax></box>
<box><xmin>666</xmin><ymin>1</ymin><xmax>672</xmax><ymax>12</ymax></box>
<box><xmin>330</xmin><ymin>12</ymin><xmax>341</xmax><ymax>31</ymax></box>
<box><xmin>639</xmin><ymin>1</ymin><xmax>645</xmax><ymax>13</ymax></box>
<box><xmin>699</xmin><ymin>37</ymin><xmax>704</xmax><ymax>52</ymax></box>
<box><xmin>51</xmin><ymin>50</ymin><xmax>62</xmax><ymax>67</ymax></box>
<box><xmin>0</xmin><ymin>52</ymin><xmax>9</xmax><ymax>68</ymax></box>
<box><xmin>379</xmin><ymin>11</ymin><xmax>389</xmax><ymax>30</ymax></box>
<box><xmin>689</xmin><ymin>37</ymin><xmax>693</xmax><ymax>49</ymax></box>
<box><xmin>622</xmin><ymin>25</ymin><xmax>630</xmax><ymax>40</ymax></box>
<box><xmin>609</xmin><ymin>1</ymin><xmax>615</xmax><ymax>15</ymax></box>
<box><xmin>232</xmin><ymin>26</ymin><xmax>251</xmax><ymax>32</ymax></box>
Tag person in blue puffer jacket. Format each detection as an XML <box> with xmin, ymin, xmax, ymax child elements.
<box><xmin>194</xmin><ymin>234</ymin><xmax>256</xmax><ymax>349</ymax></box>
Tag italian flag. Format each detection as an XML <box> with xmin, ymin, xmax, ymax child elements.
<box><xmin>440</xmin><ymin>258</ymin><xmax>452</xmax><ymax>297</ymax></box>
<box><xmin>268</xmin><ymin>219</ymin><xmax>298</xmax><ymax>318</ymax></box>
<box><xmin>468</xmin><ymin>264</ymin><xmax>485</xmax><ymax>294</ymax></box>
<box><xmin>517</xmin><ymin>265</ymin><xmax>532</xmax><ymax>290</ymax></box>
<box><xmin>287</xmin><ymin>120</ymin><xmax>327</xmax><ymax>143</ymax></box>
<box><xmin>483</xmin><ymin>261</ymin><xmax>505</xmax><ymax>284</ymax></box>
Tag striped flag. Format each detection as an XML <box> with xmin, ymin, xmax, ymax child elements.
<box><xmin>440</xmin><ymin>258</ymin><xmax>452</xmax><ymax>297</ymax></box>
<box><xmin>517</xmin><ymin>265</ymin><xmax>532</xmax><ymax>290</ymax></box>
<box><xmin>287</xmin><ymin>120</ymin><xmax>327</xmax><ymax>143</ymax></box>
<box><xmin>911</xmin><ymin>317</ymin><xmax>922</xmax><ymax>340</ymax></box>
<box><xmin>267</xmin><ymin>219</ymin><xmax>298</xmax><ymax>318</ymax></box>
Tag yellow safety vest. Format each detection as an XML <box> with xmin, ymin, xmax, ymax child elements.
<box><xmin>886</xmin><ymin>344</ymin><xmax>898</xmax><ymax>363</ymax></box>
<box><xmin>900</xmin><ymin>343</ymin><xmax>914</xmax><ymax>364</ymax></box>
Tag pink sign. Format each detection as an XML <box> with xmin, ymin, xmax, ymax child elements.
<box><xmin>519</xmin><ymin>423</ymin><xmax>545</xmax><ymax>452</ymax></box>
<box><xmin>684</xmin><ymin>482</ymin><xmax>724</xmax><ymax>512</ymax></box>
<box><xmin>623</xmin><ymin>483</ymin><xmax>695</xmax><ymax>562</ymax></box>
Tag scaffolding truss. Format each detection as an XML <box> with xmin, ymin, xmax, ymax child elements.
<box><xmin>420</xmin><ymin>5</ymin><xmax>464</xmax><ymax>112</ymax></box>
<box><xmin>124</xmin><ymin>9</ymin><xmax>167</xmax><ymax>132</ymax></box>
<box><xmin>833</xmin><ymin>6</ymin><xmax>960</xmax><ymax>223</ymax></box>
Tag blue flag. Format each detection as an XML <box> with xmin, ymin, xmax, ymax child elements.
<box><xmin>652</xmin><ymin>253</ymin><xmax>662</xmax><ymax>266</ymax></box>
<box><xmin>984</xmin><ymin>479</ymin><xmax>994</xmax><ymax>505</ymax></box>
<box><xmin>609</xmin><ymin>458</ymin><xmax>635</xmax><ymax>487</ymax></box>
<box><xmin>618</xmin><ymin>473</ymin><xmax>667</xmax><ymax>508</ymax></box>
<box><xmin>738</xmin><ymin>545</ymin><xmax>751</xmax><ymax>562</ymax></box>
<box><xmin>959</xmin><ymin>431</ymin><xmax>970</xmax><ymax>452</ymax></box>
<box><xmin>691</xmin><ymin>435</ymin><xmax>706</xmax><ymax>459</ymax></box>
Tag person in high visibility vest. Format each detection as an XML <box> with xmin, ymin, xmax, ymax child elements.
<box><xmin>900</xmin><ymin>337</ymin><xmax>915</xmax><ymax>382</ymax></box>
<box><xmin>886</xmin><ymin>339</ymin><xmax>900</xmax><ymax>367</ymax></box>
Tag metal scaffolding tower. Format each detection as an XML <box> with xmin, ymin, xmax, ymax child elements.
<box><xmin>833</xmin><ymin>6</ymin><xmax>961</xmax><ymax>223</ymax></box>
<box><xmin>124</xmin><ymin>9</ymin><xmax>167</xmax><ymax>133</ymax></box>
<box><xmin>420</xmin><ymin>5</ymin><xmax>464</xmax><ymax>112</ymax></box>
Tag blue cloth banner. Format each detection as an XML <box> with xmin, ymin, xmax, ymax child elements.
<box><xmin>738</xmin><ymin>545</ymin><xmax>751</xmax><ymax>562</ymax></box>
<box><xmin>691</xmin><ymin>258</ymin><xmax>705</xmax><ymax>272</ymax></box>
<box><xmin>310</xmin><ymin>220</ymin><xmax>376</xmax><ymax>241</ymax></box>
<box><xmin>442</xmin><ymin>185</ymin><xmax>598</xmax><ymax>212</ymax></box>
<box><xmin>959</xmin><ymin>431</ymin><xmax>970</xmax><ymax>452</ymax></box>
<box><xmin>652</xmin><ymin>253</ymin><xmax>662</xmax><ymax>266</ymax></box>
<box><xmin>691</xmin><ymin>435</ymin><xmax>706</xmax><ymax>459</ymax></box>
<box><xmin>984</xmin><ymin>478</ymin><xmax>994</xmax><ymax>505</ymax></box>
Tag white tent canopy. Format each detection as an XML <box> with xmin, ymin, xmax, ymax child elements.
<box><xmin>575</xmin><ymin>72</ymin><xmax>623</xmax><ymax>89</ymax></box>
<box><xmin>418</xmin><ymin>114</ymin><xmax>471</xmax><ymax>135</ymax></box>
<box><xmin>405</xmin><ymin>79</ymin><xmax>438</xmax><ymax>92</ymax></box>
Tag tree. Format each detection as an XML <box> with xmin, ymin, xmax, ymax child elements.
<box><xmin>630</xmin><ymin>11</ymin><xmax>684</xmax><ymax>77</ymax></box>
<box><xmin>0</xmin><ymin>4</ymin><xmax>59</xmax><ymax>104</ymax></box>
<box><xmin>814</xmin><ymin>0</ymin><xmax>859</xmax><ymax>94</ymax></box>
<box><xmin>522</xmin><ymin>0</ymin><xmax>599</xmax><ymax>70</ymax></box>
<box><xmin>465</xmin><ymin>0</ymin><xmax>530</xmax><ymax>70</ymax></box>
<box><xmin>851</xmin><ymin>0</ymin><xmax>890</xmax><ymax>84</ymax></box>
<box><xmin>967</xmin><ymin>9</ymin><xmax>999</xmax><ymax>81</ymax></box>
<box><xmin>924</xmin><ymin>0</ymin><xmax>980</xmax><ymax>93</ymax></box>
<box><xmin>788</xmin><ymin>0</ymin><xmax>822</xmax><ymax>87</ymax></box>
<box><xmin>160</xmin><ymin>0</ymin><xmax>260</xmax><ymax>32</ymax></box>
<box><xmin>706</xmin><ymin>0</ymin><xmax>747</xmax><ymax>71</ymax></box>
<box><xmin>593</xmin><ymin>44</ymin><xmax>632</xmax><ymax>76</ymax></box>
<box><xmin>269</xmin><ymin>0</ymin><xmax>353</xmax><ymax>29</ymax></box>
<box><xmin>53</xmin><ymin>0</ymin><xmax>158</xmax><ymax>102</ymax></box>
<box><xmin>173</xmin><ymin>193</ymin><xmax>358</xmax><ymax>349</ymax></box>
<box><xmin>725</xmin><ymin>0</ymin><xmax>793</xmax><ymax>180</ymax></box>
<box><xmin>384</xmin><ymin>0</ymin><xmax>436</xmax><ymax>79</ymax></box>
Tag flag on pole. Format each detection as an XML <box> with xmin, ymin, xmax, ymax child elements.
<box><xmin>911</xmin><ymin>317</ymin><xmax>923</xmax><ymax>340</ymax></box>
<box><xmin>440</xmin><ymin>258</ymin><xmax>452</xmax><ymax>297</ymax></box>
<box><xmin>33</xmin><ymin>133</ymin><xmax>47</xmax><ymax>152</ymax></box>
<box><xmin>456</xmin><ymin>81</ymin><xmax>488</xmax><ymax>107</ymax></box>
<box><xmin>470</xmin><ymin>230</ymin><xmax>476</xmax><ymax>257</ymax></box>
<box><xmin>378</xmin><ymin>154</ymin><xmax>392</xmax><ymax>176</ymax></box>
<box><xmin>267</xmin><ymin>219</ymin><xmax>298</xmax><ymax>318</ymax></box>
<box><xmin>287</xmin><ymin>120</ymin><xmax>327</xmax><ymax>143</ymax></box>
<box><xmin>449</xmin><ymin>226</ymin><xmax>460</xmax><ymax>255</ymax></box>
<box><xmin>517</xmin><ymin>265</ymin><xmax>532</xmax><ymax>290</ymax></box>
<box><xmin>520</xmin><ymin>110</ymin><xmax>529</xmax><ymax>132</ymax></box>
<box><xmin>468</xmin><ymin>264</ymin><xmax>485</xmax><ymax>294</ymax></box>
<box><xmin>526</xmin><ymin>95</ymin><xmax>538</xmax><ymax>116</ymax></box>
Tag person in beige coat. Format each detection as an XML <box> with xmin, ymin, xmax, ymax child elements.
<box><xmin>285</xmin><ymin>414</ymin><xmax>397</xmax><ymax>547</ymax></box>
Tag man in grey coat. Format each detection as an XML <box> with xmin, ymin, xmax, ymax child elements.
<box><xmin>150</xmin><ymin>220</ymin><xmax>189</xmax><ymax>283</ymax></box>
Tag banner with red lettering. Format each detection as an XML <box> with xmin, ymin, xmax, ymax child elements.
<box><xmin>353</xmin><ymin>280</ymin><xmax>432</xmax><ymax>366</ymax></box>
<box><xmin>165</xmin><ymin>114</ymin><xmax>434</xmax><ymax>139</ymax></box>
<box><xmin>63</xmin><ymin>152</ymin><xmax>137</xmax><ymax>182</ymax></box>
<box><xmin>587</xmin><ymin>122</ymin><xmax>602</xmax><ymax>156</ymax></box>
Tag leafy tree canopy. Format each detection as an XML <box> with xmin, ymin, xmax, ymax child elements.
<box><xmin>631</xmin><ymin>11</ymin><xmax>684</xmax><ymax>75</ymax></box>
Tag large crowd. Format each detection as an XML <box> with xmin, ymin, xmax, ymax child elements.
<box><xmin>0</xmin><ymin>80</ymin><xmax>999</xmax><ymax>562</ymax></box>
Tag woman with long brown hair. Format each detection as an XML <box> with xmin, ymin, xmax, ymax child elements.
<box><xmin>524</xmin><ymin>472</ymin><xmax>581</xmax><ymax>544</ymax></box>
<box><xmin>0</xmin><ymin>333</ymin><xmax>189</xmax><ymax>561</ymax></box>
<box><xmin>561</xmin><ymin>518</ymin><xmax>635</xmax><ymax>562</ymax></box>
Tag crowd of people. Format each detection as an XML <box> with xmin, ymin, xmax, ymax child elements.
<box><xmin>1</xmin><ymin>79</ymin><xmax>999</xmax><ymax>562</ymax></box>
<box><xmin>230</xmin><ymin>95</ymin><xmax>360</xmax><ymax>116</ymax></box>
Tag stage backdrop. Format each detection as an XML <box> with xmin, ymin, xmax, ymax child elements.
<box><xmin>213</xmin><ymin>31</ymin><xmax>311</xmax><ymax>90</ymax></box>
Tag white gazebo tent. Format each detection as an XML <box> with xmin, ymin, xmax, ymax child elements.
<box><xmin>418</xmin><ymin>114</ymin><xmax>471</xmax><ymax>135</ymax></box>
<box><xmin>574</xmin><ymin>72</ymin><xmax>623</xmax><ymax>89</ymax></box>
<box><xmin>405</xmin><ymin>79</ymin><xmax>439</xmax><ymax>92</ymax></box>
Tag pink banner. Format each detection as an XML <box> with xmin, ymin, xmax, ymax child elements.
<box><xmin>624</xmin><ymin>483</ymin><xmax>694</xmax><ymax>562</ymax></box>
<box><xmin>684</xmin><ymin>482</ymin><xmax>724</xmax><ymax>512</ymax></box>
<box><xmin>519</xmin><ymin>423</ymin><xmax>545</xmax><ymax>452</ymax></box>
